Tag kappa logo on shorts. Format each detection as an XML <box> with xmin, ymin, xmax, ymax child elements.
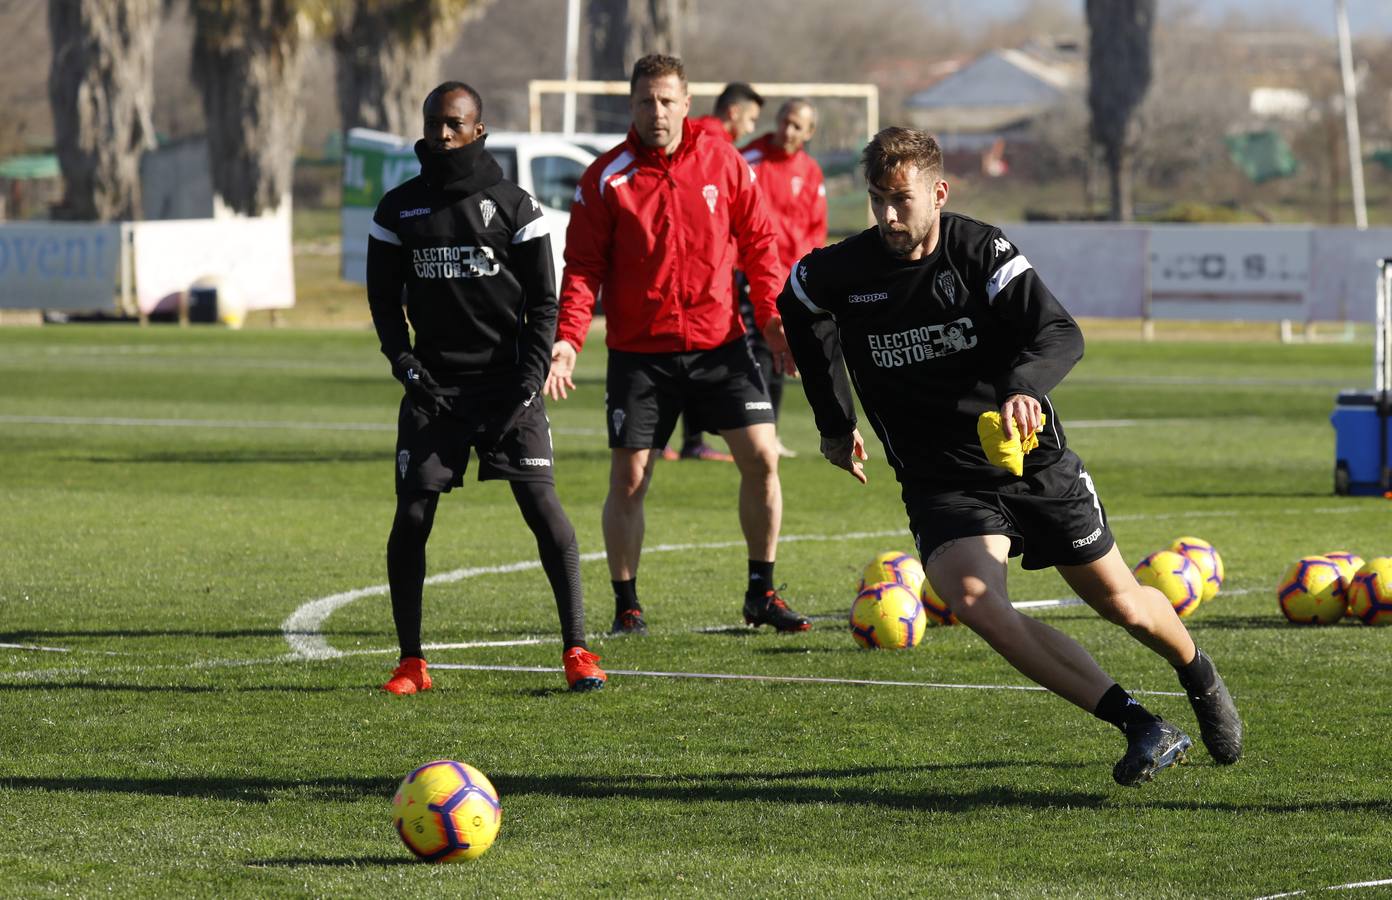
<box><xmin>745</xmin><ymin>401</ymin><xmax>773</xmax><ymax>410</ymax></box>
<box><xmin>611</xmin><ymin>408</ymin><xmax>626</xmax><ymax>436</ymax></box>
<box><xmin>397</xmin><ymin>449</ymin><xmax>410</xmax><ymax>478</ymax></box>
<box><xmin>518</xmin><ymin>457</ymin><xmax>552</xmax><ymax>467</ymax></box>
<box><xmin>1072</xmin><ymin>526</ymin><xmax>1103</xmax><ymax>549</ymax></box>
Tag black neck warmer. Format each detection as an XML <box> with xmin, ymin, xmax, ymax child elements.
<box><xmin>413</xmin><ymin>136</ymin><xmax>504</xmax><ymax>199</ymax></box>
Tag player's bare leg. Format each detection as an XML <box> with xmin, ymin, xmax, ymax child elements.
<box><xmin>1058</xmin><ymin>545</ymin><xmax>1195</xmax><ymax>665</ymax></box>
<box><xmin>924</xmin><ymin>534</ymin><xmax>1192</xmax><ymax>784</ymax></box>
<box><xmin>721</xmin><ymin>422</ymin><xmax>807</xmax><ymax>631</ymax></box>
<box><xmin>1061</xmin><ymin>545</ymin><xmax>1242</xmax><ymax>764</ymax></box>
<box><xmin>924</xmin><ymin>535</ymin><xmax>1113</xmax><ymax>711</ymax></box>
<box><xmin>603</xmin><ymin>447</ymin><xmax>657</xmax><ymax>633</ymax></box>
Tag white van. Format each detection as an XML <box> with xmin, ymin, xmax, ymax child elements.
<box><xmin>340</xmin><ymin>127</ymin><xmax>597</xmax><ymax>288</ymax></box>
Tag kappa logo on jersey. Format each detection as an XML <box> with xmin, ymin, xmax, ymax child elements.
<box><xmin>702</xmin><ymin>184</ymin><xmax>719</xmax><ymax>213</ymax></box>
<box><xmin>573</xmin><ymin>184</ymin><xmax>584</xmax><ymax>206</ymax></box>
<box><xmin>790</xmin><ymin>175</ymin><xmax>804</xmax><ymax>197</ymax></box>
<box><xmin>397</xmin><ymin>449</ymin><xmax>410</xmax><ymax>479</ymax></box>
<box><xmin>993</xmin><ymin>237</ymin><xmax>1012</xmax><ymax>257</ymax></box>
<box><xmin>479</xmin><ymin>198</ymin><xmax>497</xmax><ymax>227</ymax></box>
<box><xmin>848</xmin><ymin>291</ymin><xmax>888</xmax><ymax>304</ymax></box>
<box><xmin>611</xmin><ymin>408</ymin><xmax>626</xmax><ymax>436</ymax></box>
<box><xmin>399</xmin><ymin>207</ymin><xmax>431</xmax><ymax>219</ymax></box>
<box><xmin>866</xmin><ymin>316</ymin><xmax>978</xmax><ymax>368</ymax></box>
<box><xmin>797</xmin><ymin>263</ymin><xmax>809</xmax><ymax>285</ymax></box>
<box><xmin>529</xmin><ymin>196</ymin><xmax>540</xmax><ymax>211</ymax></box>
<box><xmin>411</xmin><ymin>245</ymin><xmax>501</xmax><ymax>279</ymax></box>
<box><xmin>936</xmin><ymin>270</ymin><xmax>957</xmax><ymax>305</ymax></box>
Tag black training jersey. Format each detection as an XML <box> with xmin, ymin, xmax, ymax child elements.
<box><xmin>367</xmin><ymin>173</ymin><xmax>555</xmax><ymax>392</ymax></box>
<box><xmin>777</xmin><ymin>212</ymin><xmax>1084</xmax><ymax>487</ymax></box>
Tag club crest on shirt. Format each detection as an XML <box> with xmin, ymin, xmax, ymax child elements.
<box><xmin>936</xmin><ymin>270</ymin><xmax>958</xmax><ymax>305</ymax></box>
<box><xmin>397</xmin><ymin>449</ymin><xmax>410</xmax><ymax>479</ymax></box>
<box><xmin>702</xmin><ymin>184</ymin><xmax>719</xmax><ymax>213</ymax></box>
<box><xmin>790</xmin><ymin>175</ymin><xmax>804</xmax><ymax>197</ymax></box>
<box><xmin>479</xmin><ymin>198</ymin><xmax>497</xmax><ymax>227</ymax></box>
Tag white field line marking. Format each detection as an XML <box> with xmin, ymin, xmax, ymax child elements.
<box><xmin>428</xmin><ymin>662</ymin><xmax>1185</xmax><ymax>697</ymax></box>
<box><xmin>1253</xmin><ymin>877</ymin><xmax>1392</xmax><ymax>900</ymax></box>
<box><xmin>0</xmin><ymin>414</ymin><xmax>599</xmax><ymax>437</ymax></box>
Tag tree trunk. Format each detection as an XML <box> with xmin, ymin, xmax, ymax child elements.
<box><xmin>585</xmin><ymin>0</ymin><xmax>683</xmax><ymax>131</ymax></box>
<box><xmin>333</xmin><ymin>0</ymin><xmax>494</xmax><ymax>137</ymax></box>
<box><xmin>190</xmin><ymin>0</ymin><xmax>310</xmax><ymax>217</ymax></box>
<box><xmin>46</xmin><ymin>0</ymin><xmax>157</xmax><ymax>221</ymax></box>
<box><xmin>1085</xmin><ymin>0</ymin><xmax>1155</xmax><ymax>222</ymax></box>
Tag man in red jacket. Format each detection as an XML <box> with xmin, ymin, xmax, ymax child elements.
<box><xmin>545</xmin><ymin>54</ymin><xmax>810</xmax><ymax>636</ymax></box>
<box><xmin>669</xmin><ymin>80</ymin><xmax>766</xmax><ymax>463</ymax></box>
<box><xmin>740</xmin><ymin>98</ymin><xmax>828</xmax><ymax>457</ymax></box>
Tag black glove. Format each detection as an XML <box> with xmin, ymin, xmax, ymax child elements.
<box><xmin>393</xmin><ymin>354</ymin><xmax>452</xmax><ymax>417</ymax></box>
<box><xmin>480</xmin><ymin>387</ymin><xmax>538</xmax><ymax>447</ymax></box>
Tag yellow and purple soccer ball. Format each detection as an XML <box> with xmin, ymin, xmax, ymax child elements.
<box><xmin>1277</xmin><ymin>556</ymin><xmax>1347</xmax><ymax>625</ymax></box>
<box><xmin>1346</xmin><ymin>557</ymin><xmax>1392</xmax><ymax>626</ymax></box>
<box><xmin>920</xmin><ymin>577</ymin><xmax>958</xmax><ymax>626</ymax></box>
<box><xmin>392</xmin><ymin>760</ymin><xmax>502</xmax><ymax>862</ymax></box>
<box><xmin>850</xmin><ymin>582</ymin><xmax>927</xmax><ymax>649</ymax></box>
<box><xmin>1134</xmin><ymin>550</ymin><xmax>1203</xmax><ymax>617</ymax></box>
<box><xmin>859</xmin><ymin>551</ymin><xmax>925</xmax><ymax>596</ymax></box>
<box><xmin>1171</xmin><ymin>536</ymin><xmax>1224</xmax><ymax>603</ymax></box>
<box><xmin>1322</xmin><ymin>551</ymin><xmax>1366</xmax><ymax>615</ymax></box>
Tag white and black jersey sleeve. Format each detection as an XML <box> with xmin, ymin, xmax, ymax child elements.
<box><xmin>777</xmin><ymin>250</ymin><xmax>857</xmax><ymax>439</ymax></box>
<box><xmin>366</xmin><ymin>200</ymin><xmax>412</xmax><ymax>365</ymax></box>
<box><xmin>507</xmin><ymin>192</ymin><xmax>557</xmax><ymax>396</ymax></box>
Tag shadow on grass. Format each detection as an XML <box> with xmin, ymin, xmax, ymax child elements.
<box><xmin>1188</xmin><ymin>616</ymin><xmax>1355</xmax><ymax>631</ymax></box>
<box><xmin>247</xmin><ymin>857</ymin><xmax>417</xmax><ymax>868</ymax></box>
<box><xmin>13</xmin><ymin>765</ymin><xmax>1388</xmax><ymax>816</ymax></box>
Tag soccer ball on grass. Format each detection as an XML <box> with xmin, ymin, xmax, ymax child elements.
<box><xmin>858</xmin><ymin>551</ymin><xmax>925</xmax><ymax>595</ymax></box>
<box><xmin>1346</xmin><ymin>557</ymin><xmax>1392</xmax><ymax>626</ymax></box>
<box><xmin>1321</xmin><ymin>551</ymin><xmax>1365</xmax><ymax>615</ymax></box>
<box><xmin>850</xmin><ymin>582</ymin><xmax>927</xmax><ymax>649</ymax></box>
<box><xmin>1170</xmin><ymin>536</ymin><xmax>1224</xmax><ymax>602</ymax></box>
<box><xmin>392</xmin><ymin>759</ymin><xmax>501</xmax><ymax>862</ymax></box>
<box><xmin>1134</xmin><ymin>550</ymin><xmax>1203</xmax><ymax>617</ymax></box>
<box><xmin>1277</xmin><ymin>556</ymin><xmax>1347</xmax><ymax>625</ymax></box>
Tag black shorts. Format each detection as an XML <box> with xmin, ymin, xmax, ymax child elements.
<box><xmin>605</xmin><ymin>339</ymin><xmax>775</xmax><ymax>449</ymax></box>
<box><xmin>395</xmin><ymin>391</ymin><xmax>555</xmax><ymax>494</ymax></box>
<box><xmin>903</xmin><ymin>449</ymin><xmax>1114</xmax><ymax>570</ymax></box>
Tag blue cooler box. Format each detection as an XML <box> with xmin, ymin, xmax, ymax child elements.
<box><xmin>1331</xmin><ymin>390</ymin><xmax>1390</xmax><ymax>495</ymax></box>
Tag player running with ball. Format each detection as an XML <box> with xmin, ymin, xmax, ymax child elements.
<box><xmin>776</xmin><ymin>127</ymin><xmax>1242</xmax><ymax>786</ymax></box>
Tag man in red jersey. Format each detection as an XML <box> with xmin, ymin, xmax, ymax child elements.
<box><xmin>740</xmin><ymin>98</ymin><xmax>828</xmax><ymax>456</ymax></box>
<box><xmin>545</xmin><ymin>54</ymin><xmax>810</xmax><ymax>637</ymax></box>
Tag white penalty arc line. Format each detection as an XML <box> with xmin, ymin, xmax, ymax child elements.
<box><xmin>428</xmin><ymin>662</ymin><xmax>1185</xmax><ymax>697</ymax></box>
<box><xmin>1258</xmin><ymin>879</ymin><xmax>1392</xmax><ymax>900</ymax></box>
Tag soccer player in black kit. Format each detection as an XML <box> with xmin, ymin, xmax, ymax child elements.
<box><xmin>777</xmin><ymin>127</ymin><xmax>1241</xmax><ymax>786</ymax></box>
<box><xmin>366</xmin><ymin>82</ymin><xmax>606</xmax><ymax>695</ymax></box>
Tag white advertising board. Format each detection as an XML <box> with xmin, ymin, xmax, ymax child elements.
<box><xmin>130</xmin><ymin>213</ymin><xmax>295</xmax><ymax>314</ymax></box>
<box><xmin>1003</xmin><ymin>223</ymin><xmax>1147</xmax><ymax>318</ymax></box>
<box><xmin>0</xmin><ymin>222</ymin><xmax>121</xmax><ymax>310</ymax></box>
<box><xmin>1147</xmin><ymin>225</ymin><xmax>1309</xmax><ymax>320</ymax></box>
<box><xmin>1307</xmin><ymin>228</ymin><xmax>1392</xmax><ymax>323</ymax></box>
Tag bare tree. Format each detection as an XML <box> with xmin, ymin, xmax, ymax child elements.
<box><xmin>189</xmin><ymin>0</ymin><xmax>317</xmax><ymax>216</ymax></box>
<box><xmin>585</xmin><ymin>0</ymin><xmax>682</xmax><ymax>131</ymax></box>
<box><xmin>46</xmin><ymin>0</ymin><xmax>158</xmax><ymax>220</ymax></box>
<box><xmin>333</xmin><ymin>0</ymin><xmax>493</xmax><ymax>136</ymax></box>
<box><xmin>1085</xmin><ymin>0</ymin><xmax>1155</xmax><ymax>221</ymax></box>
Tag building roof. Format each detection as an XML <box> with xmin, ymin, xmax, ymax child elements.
<box><xmin>905</xmin><ymin>47</ymin><xmax>1081</xmax><ymax>132</ymax></box>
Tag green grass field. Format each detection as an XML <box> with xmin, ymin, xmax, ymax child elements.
<box><xmin>1</xmin><ymin>325</ymin><xmax>1389</xmax><ymax>898</ymax></box>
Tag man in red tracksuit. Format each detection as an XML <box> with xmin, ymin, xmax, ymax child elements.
<box><xmin>545</xmin><ymin>54</ymin><xmax>811</xmax><ymax>636</ymax></box>
<box><xmin>740</xmin><ymin>98</ymin><xmax>828</xmax><ymax>456</ymax></box>
<box><xmin>670</xmin><ymin>80</ymin><xmax>766</xmax><ymax>463</ymax></box>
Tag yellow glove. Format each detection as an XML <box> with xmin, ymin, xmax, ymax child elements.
<box><xmin>977</xmin><ymin>411</ymin><xmax>1046</xmax><ymax>477</ymax></box>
